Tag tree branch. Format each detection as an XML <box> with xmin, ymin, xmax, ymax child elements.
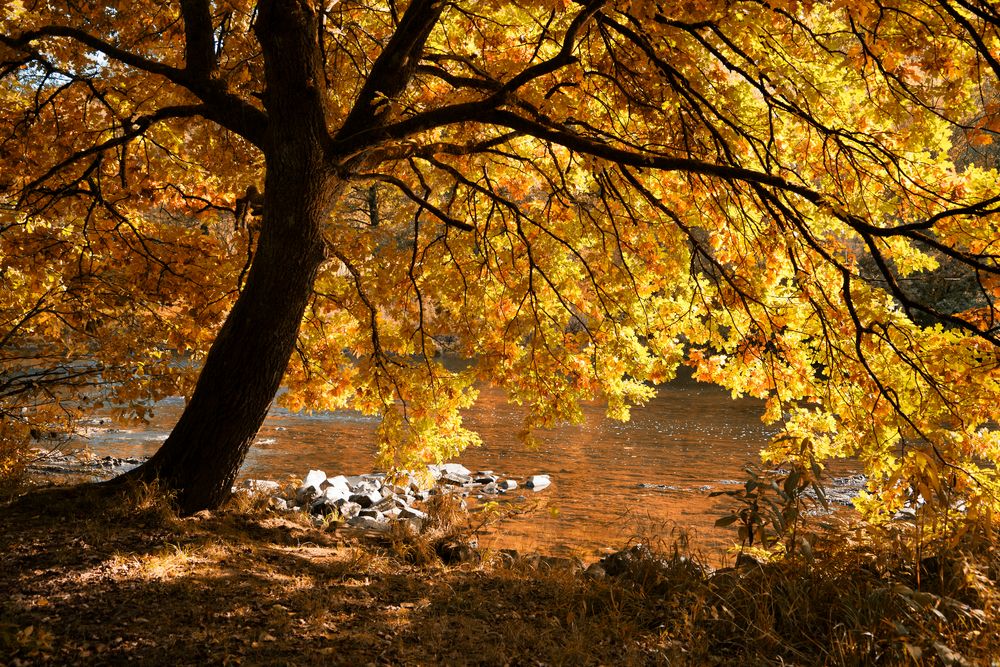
<box><xmin>1</xmin><ymin>25</ymin><xmax>268</xmax><ymax>146</ymax></box>
<box><xmin>335</xmin><ymin>0</ymin><xmax>447</xmax><ymax>143</ymax></box>
<box><xmin>19</xmin><ymin>105</ymin><xmax>214</xmax><ymax>199</ymax></box>
<box><xmin>179</xmin><ymin>0</ymin><xmax>217</xmax><ymax>80</ymax></box>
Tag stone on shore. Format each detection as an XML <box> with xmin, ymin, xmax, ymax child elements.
<box><xmin>349</xmin><ymin>490</ymin><xmax>382</xmax><ymax>508</ymax></box>
<box><xmin>323</xmin><ymin>474</ymin><xmax>352</xmax><ymax>495</ymax></box>
<box><xmin>295</xmin><ymin>484</ymin><xmax>322</xmax><ymax>504</ymax></box>
<box><xmin>398</xmin><ymin>506</ymin><xmax>427</xmax><ymax>520</ymax></box>
<box><xmin>348</xmin><ymin>515</ymin><xmax>390</xmax><ymax>531</ymax></box>
<box><xmin>441</xmin><ymin>472</ymin><xmax>472</xmax><ymax>486</ymax></box>
<box><xmin>601</xmin><ymin>544</ymin><xmax>655</xmax><ymax>577</ymax></box>
<box><xmin>241</xmin><ymin>479</ymin><xmax>281</xmax><ymax>494</ymax></box>
<box><xmin>303</xmin><ymin>469</ymin><xmax>327</xmax><ymax>490</ymax></box>
<box><xmin>270</xmin><ymin>461</ymin><xmax>556</xmax><ymax>535</ymax></box>
<box><xmin>526</xmin><ymin>475</ymin><xmax>551</xmax><ymax>490</ymax></box>
<box><xmin>440</xmin><ymin>463</ymin><xmax>472</xmax><ymax>476</ymax></box>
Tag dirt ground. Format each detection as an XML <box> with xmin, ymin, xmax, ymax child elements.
<box><xmin>2</xmin><ymin>481</ymin><xmax>997</xmax><ymax>666</ymax></box>
<box><xmin>0</xmin><ymin>483</ymin><xmax>682</xmax><ymax>666</ymax></box>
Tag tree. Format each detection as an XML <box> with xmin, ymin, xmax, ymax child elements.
<box><xmin>2</xmin><ymin>0</ymin><xmax>999</xmax><ymax>521</ymax></box>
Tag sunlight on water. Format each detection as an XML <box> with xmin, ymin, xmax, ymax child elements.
<box><xmin>77</xmin><ymin>374</ymin><xmax>807</xmax><ymax>559</ymax></box>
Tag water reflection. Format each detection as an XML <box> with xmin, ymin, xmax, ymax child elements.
<box><xmin>80</xmin><ymin>375</ymin><xmax>786</xmax><ymax>559</ymax></box>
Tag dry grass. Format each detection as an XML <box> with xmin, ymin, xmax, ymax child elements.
<box><xmin>1</xmin><ymin>480</ymin><xmax>998</xmax><ymax>665</ymax></box>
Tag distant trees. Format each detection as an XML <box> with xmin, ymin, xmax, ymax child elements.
<box><xmin>2</xmin><ymin>1</ymin><xmax>1000</xmax><ymax>522</ymax></box>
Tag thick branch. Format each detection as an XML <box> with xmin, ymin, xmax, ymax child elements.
<box><xmin>335</xmin><ymin>0</ymin><xmax>447</xmax><ymax>142</ymax></box>
<box><xmin>352</xmin><ymin>172</ymin><xmax>474</xmax><ymax>231</ymax></box>
<box><xmin>1</xmin><ymin>25</ymin><xmax>267</xmax><ymax>146</ymax></box>
<box><xmin>19</xmin><ymin>105</ymin><xmax>214</xmax><ymax>198</ymax></box>
<box><xmin>179</xmin><ymin>0</ymin><xmax>217</xmax><ymax>79</ymax></box>
<box><xmin>483</xmin><ymin>109</ymin><xmax>825</xmax><ymax>203</ymax></box>
<box><xmin>0</xmin><ymin>26</ymin><xmax>183</xmax><ymax>81</ymax></box>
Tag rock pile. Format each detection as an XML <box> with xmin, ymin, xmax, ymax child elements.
<box><xmin>241</xmin><ymin>463</ymin><xmax>551</xmax><ymax>533</ymax></box>
<box><xmin>28</xmin><ymin>452</ymin><xmax>145</xmax><ymax>477</ymax></box>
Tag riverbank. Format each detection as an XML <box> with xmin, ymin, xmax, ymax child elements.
<box><xmin>2</xmin><ymin>478</ymin><xmax>998</xmax><ymax>665</ymax></box>
<box><xmin>24</xmin><ymin>449</ymin><xmax>868</xmax><ymax>561</ymax></box>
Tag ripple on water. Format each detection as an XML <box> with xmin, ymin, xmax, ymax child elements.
<box><xmin>73</xmin><ymin>381</ymin><xmax>848</xmax><ymax>559</ymax></box>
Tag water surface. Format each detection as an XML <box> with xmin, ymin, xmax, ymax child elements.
<box><xmin>80</xmin><ymin>375</ymin><xmax>795</xmax><ymax>558</ymax></box>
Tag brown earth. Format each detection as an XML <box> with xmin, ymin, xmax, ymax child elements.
<box><xmin>1</xmin><ymin>480</ymin><xmax>997</xmax><ymax>666</ymax></box>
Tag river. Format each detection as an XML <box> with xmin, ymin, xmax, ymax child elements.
<box><xmin>78</xmin><ymin>374</ymin><xmax>806</xmax><ymax>560</ymax></box>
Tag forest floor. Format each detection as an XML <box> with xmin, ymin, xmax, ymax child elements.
<box><xmin>1</xmin><ymin>479</ymin><xmax>998</xmax><ymax>666</ymax></box>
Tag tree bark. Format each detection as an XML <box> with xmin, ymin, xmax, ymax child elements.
<box><xmin>115</xmin><ymin>0</ymin><xmax>336</xmax><ymax>513</ymax></box>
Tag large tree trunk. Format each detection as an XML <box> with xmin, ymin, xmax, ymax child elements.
<box><xmin>115</xmin><ymin>0</ymin><xmax>337</xmax><ymax>514</ymax></box>
<box><xmin>118</xmin><ymin>168</ymin><xmax>330</xmax><ymax>513</ymax></box>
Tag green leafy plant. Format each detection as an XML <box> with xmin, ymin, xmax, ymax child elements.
<box><xmin>712</xmin><ymin>464</ymin><xmax>830</xmax><ymax>559</ymax></box>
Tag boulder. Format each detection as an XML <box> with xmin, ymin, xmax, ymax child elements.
<box><xmin>321</xmin><ymin>483</ymin><xmax>350</xmax><ymax>502</ymax></box>
<box><xmin>523</xmin><ymin>554</ymin><xmax>584</xmax><ymax>573</ymax></box>
<box><xmin>348</xmin><ymin>515</ymin><xmax>390</xmax><ymax>532</ymax></box>
<box><xmin>333</xmin><ymin>499</ymin><xmax>362</xmax><ymax>520</ymax></box>
<box><xmin>351</xmin><ymin>480</ymin><xmax>382</xmax><ymax>495</ymax></box>
<box><xmin>344</xmin><ymin>475</ymin><xmax>367</xmax><ymax>488</ymax></box>
<box><xmin>441</xmin><ymin>472</ymin><xmax>472</xmax><ymax>486</ymax></box>
<box><xmin>436</xmin><ymin>540</ymin><xmax>479</xmax><ymax>565</ymax></box>
<box><xmin>601</xmin><ymin>544</ymin><xmax>655</xmax><ymax>577</ymax></box>
<box><xmin>441</xmin><ymin>462</ymin><xmax>472</xmax><ymax>476</ymax></box>
<box><xmin>498</xmin><ymin>479</ymin><xmax>517</xmax><ymax>491</ymax></box>
<box><xmin>373</xmin><ymin>495</ymin><xmax>403</xmax><ymax>512</ymax></box>
<box><xmin>398</xmin><ymin>506</ymin><xmax>427</xmax><ymax>520</ymax></box>
<box><xmin>525</xmin><ymin>475</ymin><xmax>551</xmax><ymax>490</ymax></box>
<box><xmin>241</xmin><ymin>479</ymin><xmax>281</xmax><ymax>494</ymax></box>
<box><xmin>295</xmin><ymin>484</ymin><xmax>322</xmax><ymax>505</ymax></box>
<box><xmin>349</xmin><ymin>490</ymin><xmax>382</xmax><ymax>508</ymax></box>
<box><xmin>496</xmin><ymin>549</ymin><xmax>519</xmax><ymax>565</ymax></box>
<box><xmin>323</xmin><ymin>475</ymin><xmax>352</xmax><ymax>495</ymax></box>
<box><xmin>312</xmin><ymin>496</ymin><xmax>365</xmax><ymax>518</ymax></box>
<box><xmin>310</xmin><ymin>498</ymin><xmax>336</xmax><ymax>516</ymax></box>
<box><xmin>303</xmin><ymin>469</ymin><xmax>327</xmax><ymax>490</ymax></box>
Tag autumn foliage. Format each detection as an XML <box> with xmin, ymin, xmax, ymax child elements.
<box><xmin>2</xmin><ymin>0</ymin><xmax>1000</xmax><ymax>521</ymax></box>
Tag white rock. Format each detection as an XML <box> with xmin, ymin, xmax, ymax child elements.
<box><xmin>399</xmin><ymin>506</ymin><xmax>427</xmax><ymax>520</ymax></box>
<box><xmin>498</xmin><ymin>479</ymin><xmax>518</xmax><ymax>491</ymax></box>
<box><xmin>323</xmin><ymin>485</ymin><xmax>350</xmax><ymax>502</ymax></box>
<box><xmin>241</xmin><ymin>479</ymin><xmax>281</xmax><ymax>494</ymax></box>
<box><xmin>295</xmin><ymin>484</ymin><xmax>322</xmax><ymax>504</ymax></box>
<box><xmin>526</xmin><ymin>475</ymin><xmax>551</xmax><ymax>490</ymax></box>
<box><xmin>303</xmin><ymin>469</ymin><xmax>327</xmax><ymax>490</ymax></box>
<box><xmin>349</xmin><ymin>490</ymin><xmax>382</xmax><ymax>508</ymax></box>
<box><xmin>348</xmin><ymin>515</ymin><xmax>390</xmax><ymax>532</ymax></box>
<box><xmin>322</xmin><ymin>475</ymin><xmax>352</xmax><ymax>500</ymax></box>
<box><xmin>333</xmin><ymin>499</ymin><xmax>362</xmax><ymax>519</ymax></box>
<box><xmin>324</xmin><ymin>474</ymin><xmax>352</xmax><ymax>493</ymax></box>
<box><xmin>441</xmin><ymin>462</ymin><xmax>472</xmax><ymax>476</ymax></box>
